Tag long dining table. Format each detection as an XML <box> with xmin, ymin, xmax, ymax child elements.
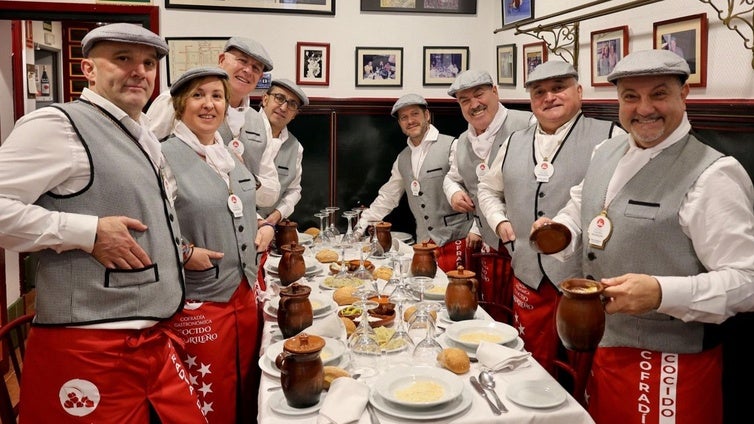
<box><xmin>256</xmin><ymin>238</ymin><xmax>595</xmax><ymax>424</ymax></box>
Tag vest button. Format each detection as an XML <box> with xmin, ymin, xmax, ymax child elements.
<box><xmin>169</xmin><ymin>213</ymin><xmax>174</xmax><ymax>221</ymax></box>
<box><xmin>421</xmin><ymin>204</ymin><xmax>426</xmax><ymax>208</ymax></box>
<box><xmin>418</xmin><ymin>191</ymin><xmax>423</xmax><ymax>196</ymax></box>
<box><xmin>242</xmin><ymin>262</ymin><xmax>246</xmax><ymax>268</ymax></box>
<box><xmin>424</xmin><ymin>215</ymin><xmax>429</xmax><ymax>220</ymax></box>
<box><xmin>238</xmin><ymin>225</ymin><xmax>244</xmax><ymax>232</ymax></box>
<box><xmin>539</xmin><ymin>192</ymin><xmax>545</xmax><ymax>198</ymax></box>
<box><xmin>174</xmin><ymin>237</ymin><xmax>181</xmax><ymax>245</ymax></box>
<box><xmin>241</xmin><ymin>244</ymin><xmax>247</xmax><ymax>251</ymax></box>
<box><xmin>588</xmin><ymin>252</ymin><xmax>596</xmax><ymax>261</ymax></box>
<box><xmin>586</xmin><ymin>274</ymin><xmax>595</xmax><ymax>280</ymax></box>
<box><xmin>428</xmin><ymin>226</ymin><xmax>433</xmax><ymax>231</ymax></box>
<box><xmin>537</xmin><ymin>211</ymin><xmax>544</xmax><ymax>217</ymax></box>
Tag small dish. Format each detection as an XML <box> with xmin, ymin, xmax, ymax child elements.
<box><xmin>268</xmin><ymin>390</ymin><xmax>324</xmax><ymax>416</ymax></box>
<box><xmin>506</xmin><ymin>379</ymin><xmax>567</xmax><ymax>409</ymax></box>
<box><xmin>265</xmin><ymin>336</ymin><xmax>346</xmax><ymax>367</ymax></box>
<box><xmin>374</xmin><ymin>366</ymin><xmax>464</xmax><ymax>409</ymax></box>
<box><xmin>445</xmin><ymin>319</ymin><xmax>518</xmax><ymax>350</ymax></box>
<box><xmin>529</xmin><ymin>222</ymin><xmax>571</xmax><ymax>254</ymax></box>
<box><xmin>268</xmin><ymin>293</ymin><xmax>332</xmax><ymax>315</ymax></box>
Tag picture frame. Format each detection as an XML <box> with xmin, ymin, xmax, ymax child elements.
<box><xmin>522</xmin><ymin>41</ymin><xmax>548</xmax><ymax>85</ymax></box>
<box><xmin>165</xmin><ymin>37</ymin><xmax>227</xmax><ymax>87</ymax></box>
<box><xmin>653</xmin><ymin>13</ymin><xmax>708</xmax><ymax>87</ymax></box>
<box><xmin>501</xmin><ymin>0</ymin><xmax>534</xmax><ymax>30</ymax></box>
<box><xmin>296</xmin><ymin>42</ymin><xmax>330</xmax><ymax>86</ymax></box>
<box><xmin>496</xmin><ymin>44</ymin><xmax>517</xmax><ymax>86</ymax></box>
<box><xmin>355</xmin><ymin>47</ymin><xmax>403</xmax><ymax>87</ymax></box>
<box><xmin>360</xmin><ymin>0</ymin><xmax>476</xmax><ymax>14</ymax></box>
<box><xmin>165</xmin><ymin>0</ymin><xmax>335</xmax><ymax>15</ymax></box>
<box><xmin>590</xmin><ymin>26</ymin><xmax>629</xmax><ymax>87</ymax></box>
<box><xmin>422</xmin><ymin>46</ymin><xmax>469</xmax><ymax>86</ymax></box>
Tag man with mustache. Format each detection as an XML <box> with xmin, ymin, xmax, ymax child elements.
<box><xmin>356</xmin><ymin>94</ymin><xmax>473</xmax><ymax>271</ymax></box>
<box><xmin>443</xmin><ymin>70</ymin><xmax>534</xmax><ymax>302</ymax></box>
<box><xmin>533</xmin><ymin>49</ymin><xmax>754</xmax><ymax>424</ymax></box>
<box><xmin>477</xmin><ymin>61</ymin><xmax>624</xmax><ymax>373</ymax></box>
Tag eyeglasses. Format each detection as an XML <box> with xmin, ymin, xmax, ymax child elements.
<box><xmin>268</xmin><ymin>92</ymin><xmax>301</xmax><ymax>111</ymax></box>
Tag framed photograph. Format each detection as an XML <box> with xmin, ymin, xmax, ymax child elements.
<box><xmin>653</xmin><ymin>13</ymin><xmax>708</xmax><ymax>87</ymax></box>
<box><xmin>422</xmin><ymin>46</ymin><xmax>469</xmax><ymax>86</ymax></box>
<box><xmin>591</xmin><ymin>26</ymin><xmax>629</xmax><ymax>87</ymax></box>
<box><xmin>522</xmin><ymin>41</ymin><xmax>547</xmax><ymax>85</ymax></box>
<box><xmin>496</xmin><ymin>44</ymin><xmax>516</xmax><ymax>86</ymax></box>
<box><xmin>501</xmin><ymin>0</ymin><xmax>534</xmax><ymax>29</ymax></box>
<box><xmin>165</xmin><ymin>0</ymin><xmax>335</xmax><ymax>15</ymax></box>
<box><xmin>360</xmin><ymin>0</ymin><xmax>476</xmax><ymax>14</ymax></box>
<box><xmin>296</xmin><ymin>42</ymin><xmax>330</xmax><ymax>86</ymax></box>
<box><xmin>165</xmin><ymin>37</ymin><xmax>227</xmax><ymax>86</ymax></box>
<box><xmin>355</xmin><ymin>47</ymin><xmax>403</xmax><ymax>87</ymax></box>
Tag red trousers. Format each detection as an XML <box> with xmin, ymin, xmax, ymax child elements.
<box><xmin>512</xmin><ymin>277</ymin><xmax>560</xmax><ymax>374</ymax></box>
<box><xmin>20</xmin><ymin>325</ymin><xmax>207</xmax><ymax>423</ymax></box>
<box><xmin>167</xmin><ymin>279</ymin><xmax>260</xmax><ymax>424</ymax></box>
<box><xmin>587</xmin><ymin>345</ymin><xmax>723</xmax><ymax>424</ymax></box>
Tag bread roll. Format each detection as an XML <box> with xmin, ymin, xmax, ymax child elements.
<box><xmin>340</xmin><ymin>316</ymin><xmax>356</xmax><ymax>337</ymax></box>
<box><xmin>373</xmin><ymin>266</ymin><xmax>393</xmax><ymax>280</ymax></box>
<box><xmin>315</xmin><ymin>249</ymin><xmax>339</xmax><ymax>263</ymax></box>
<box><xmin>323</xmin><ymin>366</ymin><xmax>351</xmax><ymax>389</ymax></box>
<box><xmin>333</xmin><ymin>286</ymin><xmax>360</xmax><ymax>306</ymax></box>
<box><xmin>403</xmin><ymin>305</ymin><xmax>437</xmax><ymax>322</ymax></box>
<box><xmin>437</xmin><ymin>347</ymin><xmax>470</xmax><ymax>374</ymax></box>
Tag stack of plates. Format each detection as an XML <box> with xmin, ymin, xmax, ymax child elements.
<box><xmin>297</xmin><ymin>232</ymin><xmax>314</xmax><ymax>246</ymax></box>
<box><xmin>390</xmin><ymin>231</ymin><xmax>414</xmax><ymax>245</ymax></box>
<box><xmin>268</xmin><ymin>391</ymin><xmax>324</xmax><ymax>416</ymax></box>
<box><xmin>258</xmin><ymin>337</ymin><xmax>350</xmax><ymax>379</ymax></box>
<box><xmin>506</xmin><ymin>379</ymin><xmax>568</xmax><ymax>409</ymax></box>
<box><xmin>369</xmin><ymin>367</ymin><xmax>472</xmax><ymax>420</ymax></box>
<box><xmin>265</xmin><ymin>256</ymin><xmax>321</xmax><ymax>278</ymax></box>
<box><xmin>263</xmin><ymin>293</ymin><xmax>336</xmax><ymax>319</ymax></box>
<box><xmin>436</xmin><ymin>307</ymin><xmax>486</xmax><ymax>326</ymax></box>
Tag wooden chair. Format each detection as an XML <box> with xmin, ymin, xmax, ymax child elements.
<box><xmin>553</xmin><ymin>350</ymin><xmax>595</xmax><ymax>408</ymax></box>
<box><xmin>470</xmin><ymin>251</ymin><xmax>515</xmax><ymax>308</ymax></box>
<box><xmin>0</xmin><ymin>313</ymin><xmax>34</xmax><ymax>424</ymax></box>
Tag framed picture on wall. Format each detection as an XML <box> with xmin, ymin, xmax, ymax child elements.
<box><xmin>360</xmin><ymin>0</ymin><xmax>477</xmax><ymax>14</ymax></box>
<box><xmin>296</xmin><ymin>42</ymin><xmax>330</xmax><ymax>86</ymax></box>
<box><xmin>653</xmin><ymin>13</ymin><xmax>708</xmax><ymax>87</ymax></box>
<box><xmin>165</xmin><ymin>37</ymin><xmax>228</xmax><ymax>86</ymax></box>
<box><xmin>165</xmin><ymin>0</ymin><xmax>335</xmax><ymax>15</ymax></box>
<box><xmin>355</xmin><ymin>47</ymin><xmax>403</xmax><ymax>87</ymax></box>
<box><xmin>501</xmin><ymin>0</ymin><xmax>535</xmax><ymax>29</ymax></box>
<box><xmin>496</xmin><ymin>44</ymin><xmax>517</xmax><ymax>86</ymax></box>
<box><xmin>522</xmin><ymin>41</ymin><xmax>547</xmax><ymax>85</ymax></box>
<box><xmin>422</xmin><ymin>46</ymin><xmax>469</xmax><ymax>86</ymax></box>
<box><xmin>590</xmin><ymin>26</ymin><xmax>628</xmax><ymax>87</ymax></box>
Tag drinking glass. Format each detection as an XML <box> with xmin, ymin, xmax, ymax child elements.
<box><xmin>312</xmin><ymin>212</ymin><xmax>331</xmax><ymax>249</ymax></box>
<box><xmin>348</xmin><ymin>298</ymin><xmax>381</xmax><ymax>378</ymax></box>
<box><xmin>341</xmin><ymin>210</ymin><xmax>359</xmax><ymax>245</ymax></box>
<box><xmin>353</xmin><ymin>241</ymin><xmax>374</xmax><ymax>282</ymax></box>
<box><xmin>386</xmin><ymin>286</ymin><xmax>414</xmax><ymax>354</ymax></box>
<box><xmin>411</xmin><ymin>302</ymin><xmax>443</xmax><ymax>366</ymax></box>
<box><xmin>407</xmin><ymin>277</ymin><xmax>435</xmax><ymax>341</ymax></box>
<box><xmin>320</xmin><ymin>208</ymin><xmax>336</xmax><ymax>242</ymax></box>
<box><xmin>365</xmin><ymin>221</ymin><xmax>385</xmax><ymax>259</ymax></box>
<box><xmin>325</xmin><ymin>206</ymin><xmax>341</xmax><ymax>238</ymax></box>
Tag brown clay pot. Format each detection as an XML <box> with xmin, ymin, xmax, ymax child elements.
<box><xmin>275</xmin><ymin>333</ymin><xmax>325</xmax><ymax>408</ymax></box>
<box><xmin>275</xmin><ymin>219</ymin><xmax>299</xmax><ymax>255</ymax></box>
<box><xmin>278</xmin><ymin>242</ymin><xmax>306</xmax><ymax>286</ymax></box>
<box><xmin>411</xmin><ymin>242</ymin><xmax>438</xmax><ymax>278</ymax></box>
<box><xmin>445</xmin><ymin>266</ymin><xmax>478</xmax><ymax>321</ymax></box>
<box><xmin>375</xmin><ymin>221</ymin><xmax>393</xmax><ymax>253</ymax></box>
<box><xmin>277</xmin><ymin>283</ymin><xmax>313</xmax><ymax>339</ymax></box>
<box><xmin>556</xmin><ymin>278</ymin><xmax>605</xmax><ymax>351</ymax></box>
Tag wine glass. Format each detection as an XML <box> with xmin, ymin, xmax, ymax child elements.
<box><xmin>386</xmin><ymin>284</ymin><xmax>414</xmax><ymax>355</ymax></box>
<box><xmin>353</xmin><ymin>241</ymin><xmax>374</xmax><ymax>282</ymax></box>
<box><xmin>411</xmin><ymin>302</ymin><xmax>443</xmax><ymax>366</ymax></box>
<box><xmin>320</xmin><ymin>208</ymin><xmax>336</xmax><ymax>242</ymax></box>
<box><xmin>312</xmin><ymin>211</ymin><xmax>331</xmax><ymax>249</ymax></box>
<box><xmin>407</xmin><ymin>276</ymin><xmax>435</xmax><ymax>341</ymax></box>
<box><xmin>365</xmin><ymin>221</ymin><xmax>385</xmax><ymax>259</ymax></box>
<box><xmin>341</xmin><ymin>210</ymin><xmax>359</xmax><ymax>245</ymax></box>
<box><xmin>325</xmin><ymin>206</ymin><xmax>341</xmax><ymax>238</ymax></box>
<box><xmin>348</xmin><ymin>296</ymin><xmax>381</xmax><ymax>378</ymax></box>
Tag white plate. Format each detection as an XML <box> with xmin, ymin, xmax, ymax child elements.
<box><xmin>423</xmin><ymin>284</ymin><xmax>447</xmax><ymax>300</ymax></box>
<box><xmin>267</xmin><ymin>293</ymin><xmax>332</xmax><ymax>315</ymax></box>
<box><xmin>437</xmin><ymin>307</ymin><xmax>486</xmax><ymax>325</ymax></box>
<box><xmin>298</xmin><ymin>232</ymin><xmax>314</xmax><ymax>245</ymax></box>
<box><xmin>439</xmin><ymin>333</ymin><xmax>525</xmax><ymax>356</ymax></box>
<box><xmin>445</xmin><ymin>319</ymin><xmax>518</xmax><ymax>350</ymax></box>
<box><xmin>369</xmin><ymin>386</ymin><xmax>472</xmax><ymax>420</ymax></box>
<box><xmin>506</xmin><ymin>379</ymin><xmax>567</xmax><ymax>409</ymax></box>
<box><xmin>374</xmin><ymin>366</ymin><xmax>464</xmax><ymax>409</ymax></box>
<box><xmin>318</xmin><ymin>276</ymin><xmax>366</xmax><ymax>290</ymax></box>
<box><xmin>269</xmin><ymin>390</ymin><xmax>324</xmax><ymax>416</ymax></box>
<box><xmin>263</xmin><ymin>300</ymin><xmax>336</xmax><ymax>320</ymax></box>
<box><xmin>266</xmin><ymin>256</ymin><xmax>318</xmax><ymax>273</ymax></box>
<box><xmin>265</xmin><ymin>337</ymin><xmax>346</xmax><ymax>366</ymax></box>
<box><xmin>258</xmin><ymin>351</ymin><xmax>350</xmax><ymax>379</ymax></box>
<box><xmin>390</xmin><ymin>231</ymin><xmax>414</xmax><ymax>243</ymax></box>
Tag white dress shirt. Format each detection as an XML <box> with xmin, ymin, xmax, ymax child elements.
<box><xmin>259</xmin><ymin>111</ymin><xmax>303</xmax><ymax>219</ymax></box>
<box><xmin>553</xmin><ymin>115</ymin><xmax>754</xmax><ymax>323</ymax></box>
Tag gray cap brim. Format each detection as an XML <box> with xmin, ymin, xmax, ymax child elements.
<box><xmin>270</xmin><ymin>78</ymin><xmax>309</xmax><ymax>106</ymax></box>
<box><xmin>607</xmin><ymin>49</ymin><xmax>690</xmax><ymax>84</ymax></box>
<box><xmin>525</xmin><ymin>61</ymin><xmax>578</xmax><ymax>88</ymax></box>
<box><xmin>82</xmin><ymin>23</ymin><xmax>168</xmax><ymax>59</ymax></box>
<box><xmin>391</xmin><ymin>94</ymin><xmax>427</xmax><ymax>117</ymax></box>
<box><xmin>170</xmin><ymin>67</ymin><xmax>229</xmax><ymax>96</ymax></box>
<box><xmin>447</xmin><ymin>70</ymin><xmax>494</xmax><ymax>97</ymax></box>
<box><xmin>224</xmin><ymin>37</ymin><xmax>274</xmax><ymax>72</ymax></box>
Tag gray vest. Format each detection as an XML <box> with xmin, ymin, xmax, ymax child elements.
<box><xmin>397</xmin><ymin>134</ymin><xmax>472</xmax><ymax>245</ymax></box>
<box><xmin>582</xmin><ymin>133</ymin><xmax>723</xmax><ymax>353</ymax></box>
<box><xmin>33</xmin><ymin>101</ymin><xmax>184</xmax><ymax>325</ymax></box>
<box><xmin>217</xmin><ymin>121</ymin><xmax>234</xmax><ymax>144</ymax></box>
<box><xmin>240</xmin><ymin>110</ymin><xmax>301</xmax><ymax>216</ymax></box>
<box><xmin>503</xmin><ymin>115</ymin><xmax>616</xmax><ymax>289</ymax></box>
<box><xmin>162</xmin><ymin>137</ymin><xmax>259</xmax><ymax>303</ymax></box>
<box><xmin>456</xmin><ymin>108</ymin><xmax>533</xmax><ymax>247</ymax></box>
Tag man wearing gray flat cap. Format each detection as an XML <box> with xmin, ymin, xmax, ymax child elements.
<box><xmin>355</xmin><ymin>94</ymin><xmax>473</xmax><ymax>271</ymax></box>
<box><xmin>478</xmin><ymin>60</ymin><xmax>624</xmax><ymax>373</ymax></box>
<box><xmin>0</xmin><ymin>23</ymin><xmax>206</xmax><ymax>422</ymax></box>
<box><xmin>443</xmin><ymin>70</ymin><xmax>534</xmax><ymax>309</ymax></box>
<box><xmin>533</xmin><ymin>49</ymin><xmax>754</xmax><ymax>423</ymax></box>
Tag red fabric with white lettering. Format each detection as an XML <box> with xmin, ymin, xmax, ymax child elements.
<box><xmin>476</xmin><ymin>243</ymin><xmax>515</xmax><ymax>306</ymax></box>
<box><xmin>166</xmin><ymin>279</ymin><xmax>260</xmax><ymax>424</ymax></box>
<box><xmin>19</xmin><ymin>326</ymin><xmax>207</xmax><ymax>423</ymax></box>
<box><xmin>587</xmin><ymin>345</ymin><xmax>722</xmax><ymax>424</ymax></box>
<box><xmin>512</xmin><ymin>277</ymin><xmax>560</xmax><ymax>374</ymax></box>
<box><xmin>432</xmin><ymin>238</ymin><xmax>467</xmax><ymax>273</ymax></box>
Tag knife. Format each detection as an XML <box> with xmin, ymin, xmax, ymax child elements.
<box><xmin>470</xmin><ymin>376</ymin><xmax>502</xmax><ymax>415</ymax></box>
<box><xmin>367</xmin><ymin>403</ymin><xmax>381</xmax><ymax>424</ymax></box>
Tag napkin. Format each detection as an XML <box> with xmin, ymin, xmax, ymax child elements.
<box><xmin>476</xmin><ymin>341</ymin><xmax>532</xmax><ymax>371</ymax></box>
<box><xmin>317</xmin><ymin>377</ymin><xmax>370</xmax><ymax>424</ymax></box>
<box><xmin>297</xmin><ymin>313</ymin><xmax>347</xmax><ymax>341</ymax></box>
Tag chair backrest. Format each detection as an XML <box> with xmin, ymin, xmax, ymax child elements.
<box><xmin>477</xmin><ymin>301</ymin><xmax>514</xmax><ymax>325</ymax></box>
<box><xmin>0</xmin><ymin>313</ymin><xmax>34</xmax><ymax>424</ymax></box>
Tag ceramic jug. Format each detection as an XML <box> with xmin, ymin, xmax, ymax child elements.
<box><xmin>556</xmin><ymin>278</ymin><xmax>605</xmax><ymax>351</ymax></box>
<box><xmin>278</xmin><ymin>242</ymin><xmax>306</xmax><ymax>286</ymax></box>
<box><xmin>375</xmin><ymin>221</ymin><xmax>393</xmax><ymax>253</ymax></box>
<box><xmin>275</xmin><ymin>333</ymin><xmax>325</xmax><ymax>408</ymax></box>
<box><xmin>411</xmin><ymin>242</ymin><xmax>438</xmax><ymax>278</ymax></box>
<box><xmin>445</xmin><ymin>266</ymin><xmax>478</xmax><ymax>321</ymax></box>
<box><xmin>275</xmin><ymin>219</ymin><xmax>299</xmax><ymax>255</ymax></box>
<box><xmin>277</xmin><ymin>282</ymin><xmax>313</xmax><ymax>339</ymax></box>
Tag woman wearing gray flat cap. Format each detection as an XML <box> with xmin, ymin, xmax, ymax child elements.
<box><xmin>161</xmin><ymin>66</ymin><xmax>270</xmax><ymax>423</ymax></box>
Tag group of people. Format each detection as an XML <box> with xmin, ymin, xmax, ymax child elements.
<box><xmin>1</xmin><ymin>20</ymin><xmax>753</xmax><ymax>424</ymax></box>
<box><xmin>363</xmin><ymin>59</ymin><xmax>396</xmax><ymax>80</ymax></box>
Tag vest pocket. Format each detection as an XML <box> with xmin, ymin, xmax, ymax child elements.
<box><xmin>277</xmin><ymin>166</ymin><xmax>290</xmax><ymax>176</ymax></box>
<box><xmin>237</xmin><ymin>178</ymin><xmax>256</xmax><ymax>192</ymax></box>
<box><xmin>105</xmin><ymin>264</ymin><xmax>159</xmax><ymax>288</ymax></box>
<box><xmin>444</xmin><ymin>212</ymin><xmax>471</xmax><ymax>226</ymax></box>
<box><xmin>624</xmin><ymin>200</ymin><xmax>660</xmax><ymax>220</ymax></box>
<box><xmin>184</xmin><ymin>265</ymin><xmax>220</xmax><ymax>287</ymax></box>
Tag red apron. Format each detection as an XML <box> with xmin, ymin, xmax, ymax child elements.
<box><xmin>512</xmin><ymin>277</ymin><xmax>560</xmax><ymax>374</ymax></box>
<box><xmin>474</xmin><ymin>242</ymin><xmax>515</xmax><ymax>306</ymax></box>
<box><xmin>433</xmin><ymin>238</ymin><xmax>467</xmax><ymax>273</ymax></box>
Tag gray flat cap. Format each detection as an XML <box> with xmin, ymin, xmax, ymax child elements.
<box><xmin>270</xmin><ymin>78</ymin><xmax>309</xmax><ymax>106</ymax></box>
<box><xmin>525</xmin><ymin>61</ymin><xmax>579</xmax><ymax>88</ymax></box>
<box><xmin>82</xmin><ymin>23</ymin><xmax>168</xmax><ymax>59</ymax></box>
<box><xmin>224</xmin><ymin>37</ymin><xmax>274</xmax><ymax>72</ymax></box>
<box><xmin>391</xmin><ymin>94</ymin><xmax>428</xmax><ymax>117</ymax></box>
<box><xmin>170</xmin><ymin>67</ymin><xmax>229</xmax><ymax>96</ymax></box>
<box><xmin>607</xmin><ymin>49</ymin><xmax>690</xmax><ymax>84</ymax></box>
<box><xmin>447</xmin><ymin>70</ymin><xmax>494</xmax><ymax>97</ymax></box>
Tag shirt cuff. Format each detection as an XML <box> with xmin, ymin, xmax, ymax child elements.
<box><xmin>64</xmin><ymin>213</ymin><xmax>100</xmax><ymax>253</ymax></box>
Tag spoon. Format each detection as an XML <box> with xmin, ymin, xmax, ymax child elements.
<box><xmin>479</xmin><ymin>370</ymin><xmax>508</xmax><ymax>412</ymax></box>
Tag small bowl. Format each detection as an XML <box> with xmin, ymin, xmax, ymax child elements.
<box><xmin>530</xmin><ymin>222</ymin><xmax>572</xmax><ymax>254</ymax></box>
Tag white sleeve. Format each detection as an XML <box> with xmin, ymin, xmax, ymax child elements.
<box><xmin>145</xmin><ymin>90</ymin><xmax>177</xmax><ymax>140</ymax></box>
<box><xmin>478</xmin><ymin>136</ymin><xmax>510</xmax><ymax>231</ymax></box>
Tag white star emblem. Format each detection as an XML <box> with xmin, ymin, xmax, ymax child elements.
<box><xmin>184</xmin><ymin>355</ymin><xmax>197</xmax><ymax>369</ymax></box>
<box><xmin>201</xmin><ymin>401</ymin><xmax>214</xmax><ymax>415</ymax></box>
<box><xmin>198</xmin><ymin>362</ymin><xmax>212</xmax><ymax>377</ymax></box>
<box><xmin>198</xmin><ymin>382</ymin><xmax>213</xmax><ymax>396</ymax></box>
<box><xmin>517</xmin><ymin>323</ymin><xmax>526</xmax><ymax>335</ymax></box>
<box><xmin>189</xmin><ymin>373</ymin><xmax>198</xmax><ymax>386</ymax></box>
